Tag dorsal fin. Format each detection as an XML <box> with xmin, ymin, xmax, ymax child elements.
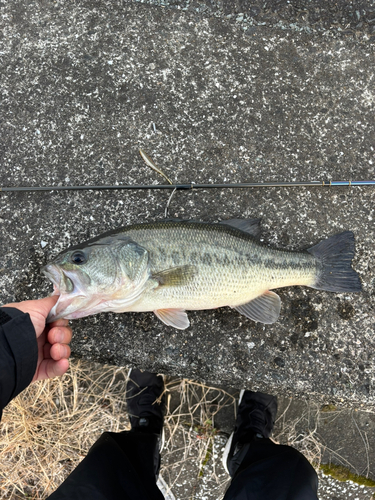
<box><xmin>219</xmin><ymin>218</ymin><xmax>261</xmax><ymax>238</ymax></box>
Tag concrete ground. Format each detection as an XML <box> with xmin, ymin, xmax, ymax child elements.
<box><xmin>1</xmin><ymin>0</ymin><xmax>374</xmax><ymax>498</ymax></box>
<box><xmin>160</xmin><ymin>382</ymin><xmax>375</xmax><ymax>499</ymax></box>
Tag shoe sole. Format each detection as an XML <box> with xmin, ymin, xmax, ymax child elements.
<box><xmin>127</xmin><ymin>368</ymin><xmax>166</xmax><ymax>452</ymax></box>
<box><xmin>157</xmin><ymin>474</ymin><xmax>177</xmax><ymax>500</ymax></box>
<box><xmin>222</xmin><ymin>389</ymin><xmax>245</xmax><ymax>474</ymax></box>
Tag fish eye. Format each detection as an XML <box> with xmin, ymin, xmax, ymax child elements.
<box><xmin>71</xmin><ymin>250</ymin><xmax>87</xmax><ymax>265</ymax></box>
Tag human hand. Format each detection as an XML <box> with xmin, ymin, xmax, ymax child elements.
<box><xmin>2</xmin><ymin>296</ymin><xmax>72</xmax><ymax>382</ymax></box>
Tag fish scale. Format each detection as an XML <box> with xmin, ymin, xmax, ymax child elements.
<box><xmin>42</xmin><ymin>219</ymin><xmax>362</xmax><ymax>329</ymax></box>
<box><xmin>122</xmin><ymin>223</ymin><xmax>318</xmax><ymax>311</ymax></box>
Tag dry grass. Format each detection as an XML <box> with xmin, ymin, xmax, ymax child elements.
<box><xmin>0</xmin><ymin>360</ymin><xmax>130</xmax><ymax>499</ymax></box>
<box><xmin>273</xmin><ymin>398</ymin><xmax>323</xmax><ymax>467</ymax></box>
<box><xmin>160</xmin><ymin>379</ymin><xmax>236</xmax><ymax>499</ymax></box>
<box><xmin>0</xmin><ymin>359</ymin><xmax>328</xmax><ymax>499</ymax></box>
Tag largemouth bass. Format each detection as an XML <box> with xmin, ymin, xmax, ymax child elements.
<box><xmin>42</xmin><ymin>219</ymin><xmax>362</xmax><ymax>328</ymax></box>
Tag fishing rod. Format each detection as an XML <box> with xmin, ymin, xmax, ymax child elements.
<box><xmin>1</xmin><ymin>180</ymin><xmax>375</xmax><ymax>192</ymax></box>
<box><xmin>1</xmin><ymin>149</ymin><xmax>374</xmax><ymax>192</ymax></box>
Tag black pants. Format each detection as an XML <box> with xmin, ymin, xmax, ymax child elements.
<box><xmin>48</xmin><ymin>431</ymin><xmax>318</xmax><ymax>500</ymax></box>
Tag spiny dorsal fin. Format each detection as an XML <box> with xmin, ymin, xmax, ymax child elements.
<box><xmin>152</xmin><ymin>265</ymin><xmax>196</xmax><ymax>287</ymax></box>
<box><xmin>220</xmin><ymin>218</ymin><xmax>261</xmax><ymax>238</ymax></box>
<box><xmin>232</xmin><ymin>291</ymin><xmax>281</xmax><ymax>324</ymax></box>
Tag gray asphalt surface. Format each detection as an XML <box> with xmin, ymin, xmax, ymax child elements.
<box><xmin>1</xmin><ymin>1</ymin><xmax>375</xmax><ymax>496</ymax></box>
<box><xmin>1</xmin><ymin>0</ymin><xmax>373</xmax><ymax>402</ymax></box>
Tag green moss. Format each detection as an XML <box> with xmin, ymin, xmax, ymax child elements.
<box><xmin>194</xmin><ymin>420</ymin><xmax>218</xmax><ymax>478</ymax></box>
<box><xmin>320</xmin><ymin>463</ymin><xmax>375</xmax><ymax>487</ymax></box>
<box><xmin>198</xmin><ymin>441</ymin><xmax>214</xmax><ymax>478</ymax></box>
<box><xmin>320</xmin><ymin>404</ymin><xmax>337</xmax><ymax>412</ymax></box>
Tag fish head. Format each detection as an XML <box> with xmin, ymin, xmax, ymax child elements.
<box><xmin>42</xmin><ymin>235</ymin><xmax>149</xmax><ymax>322</ymax></box>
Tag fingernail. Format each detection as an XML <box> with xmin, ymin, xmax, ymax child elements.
<box><xmin>54</xmin><ymin>330</ymin><xmax>64</xmax><ymax>343</ymax></box>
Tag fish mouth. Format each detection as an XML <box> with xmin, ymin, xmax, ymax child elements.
<box><xmin>42</xmin><ymin>264</ymin><xmax>74</xmax><ymax>294</ymax></box>
<box><xmin>42</xmin><ymin>264</ymin><xmax>89</xmax><ymax>322</ymax></box>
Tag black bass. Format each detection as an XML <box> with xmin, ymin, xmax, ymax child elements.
<box><xmin>42</xmin><ymin>219</ymin><xmax>362</xmax><ymax>328</ymax></box>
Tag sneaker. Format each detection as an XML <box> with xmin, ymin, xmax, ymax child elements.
<box><xmin>126</xmin><ymin>368</ymin><xmax>166</xmax><ymax>440</ymax></box>
<box><xmin>222</xmin><ymin>389</ymin><xmax>278</xmax><ymax>475</ymax></box>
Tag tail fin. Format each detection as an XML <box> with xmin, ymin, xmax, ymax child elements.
<box><xmin>307</xmin><ymin>231</ymin><xmax>362</xmax><ymax>292</ymax></box>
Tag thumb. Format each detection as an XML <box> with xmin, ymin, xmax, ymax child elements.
<box><xmin>3</xmin><ymin>296</ymin><xmax>60</xmax><ymax>336</ymax></box>
<box><xmin>2</xmin><ymin>295</ymin><xmax>58</xmax><ymax>318</ymax></box>
<box><xmin>30</xmin><ymin>295</ymin><xmax>59</xmax><ymax>318</ymax></box>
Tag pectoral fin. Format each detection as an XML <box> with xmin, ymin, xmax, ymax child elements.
<box><xmin>152</xmin><ymin>265</ymin><xmax>196</xmax><ymax>288</ymax></box>
<box><xmin>233</xmin><ymin>291</ymin><xmax>281</xmax><ymax>324</ymax></box>
<box><xmin>154</xmin><ymin>308</ymin><xmax>190</xmax><ymax>330</ymax></box>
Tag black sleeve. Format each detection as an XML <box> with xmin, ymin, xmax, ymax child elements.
<box><xmin>0</xmin><ymin>307</ymin><xmax>38</xmax><ymax>421</ymax></box>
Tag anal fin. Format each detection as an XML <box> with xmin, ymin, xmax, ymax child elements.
<box><xmin>154</xmin><ymin>308</ymin><xmax>190</xmax><ymax>330</ymax></box>
<box><xmin>232</xmin><ymin>291</ymin><xmax>281</xmax><ymax>324</ymax></box>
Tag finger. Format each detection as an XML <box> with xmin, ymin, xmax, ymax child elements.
<box><xmin>3</xmin><ymin>296</ymin><xmax>59</xmax><ymax>318</ymax></box>
<box><xmin>32</xmin><ymin>295</ymin><xmax>59</xmax><ymax>316</ymax></box>
<box><xmin>48</xmin><ymin>326</ymin><xmax>72</xmax><ymax>345</ymax></box>
<box><xmin>2</xmin><ymin>296</ymin><xmax>61</xmax><ymax>337</ymax></box>
<box><xmin>49</xmin><ymin>318</ymin><xmax>70</xmax><ymax>328</ymax></box>
<box><xmin>34</xmin><ymin>358</ymin><xmax>69</xmax><ymax>381</ymax></box>
<box><xmin>43</xmin><ymin>342</ymin><xmax>52</xmax><ymax>359</ymax></box>
<box><xmin>50</xmin><ymin>343</ymin><xmax>71</xmax><ymax>361</ymax></box>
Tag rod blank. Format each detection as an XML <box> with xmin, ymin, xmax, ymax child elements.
<box><xmin>1</xmin><ymin>180</ymin><xmax>375</xmax><ymax>193</ymax></box>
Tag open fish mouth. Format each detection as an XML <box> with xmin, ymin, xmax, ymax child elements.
<box><xmin>42</xmin><ymin>264</ymin><xmax>108</xmax><ymax>322</ymax></box>
<box><xmin>42</xmin><ymin>264</ymin><xmax>90</xmax><ymax>321</ymax></box>
<box><xmin>42</xmin><ymin>264</ymin><xmax>74</xmax><ymax>294</ymax></box>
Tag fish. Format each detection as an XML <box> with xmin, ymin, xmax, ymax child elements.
<box><xmin>42</xmin><ymin>219</ymin><xmax>362</xmax><ymax>329</ymax></box>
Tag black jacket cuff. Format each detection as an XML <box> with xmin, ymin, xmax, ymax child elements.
<box><xmin>0</xmin><ymin>307</ymin><xmax>38</xmax><ymax>419</ymax></box>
